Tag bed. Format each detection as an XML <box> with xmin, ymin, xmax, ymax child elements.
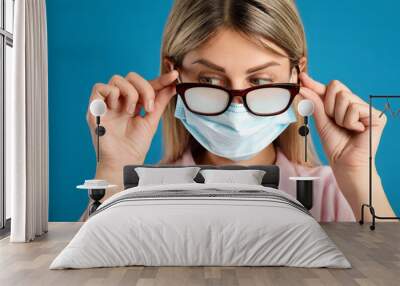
<box><xmin>49</xmin><ymin>165</ymin><xmax>350</xmax><ymax>269</ymax></box>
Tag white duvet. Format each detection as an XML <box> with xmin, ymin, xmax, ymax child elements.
<box><xmin>50</xmin><ymin>183</ymin><xmax>351</xmax><ymax>269</ymax></box>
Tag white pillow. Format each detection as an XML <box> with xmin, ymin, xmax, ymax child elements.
<box><xmin>200</xmin><ymin>169</ymin><xmax>266</xmax><ymax>185</ymax></box>
<box><xmin>135</xmin><ymin>167</ymin><xmax>201</xmax><ymax>186</ymax></box>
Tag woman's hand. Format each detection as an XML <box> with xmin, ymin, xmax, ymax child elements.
<box><xmin>86</xmin><ymin>70</ymin><xmax>179</xmax><ymax>169</ymax></box>
<box><xmin>299</xmin><ymin>72</ymin><xmax>395</xmax><ymax>219</ymax></box>
<box><xmin>298</xmin><ymin>72</ymin><xmax>387</xmax><ymax>169</ymax></box>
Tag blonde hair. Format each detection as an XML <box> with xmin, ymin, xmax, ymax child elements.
<box><xmin>159</xmin><ymin>0</ymin><xmax>320</xmax><ymax>167</ymax></box>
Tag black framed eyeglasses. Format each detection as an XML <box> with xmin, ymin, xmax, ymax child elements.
<box><xmin>175</xmin><ymin>66</ymin><xmax>301</xmax><ymax>116</ymax></box>
<box><xmin>176</xmin><ymin>82</ymin><xmax>300</xmax><ymax>116</ymax></box>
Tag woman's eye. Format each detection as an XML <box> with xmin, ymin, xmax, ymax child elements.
<box><xmin>199</xmin><ymin>76</ymin><xmax>224</xmax><ymax>86</ymax></box>
<box><xmin>250</xmin><ymin>78</ymin><xmax>272</xmax><ymax>85</ymax></box>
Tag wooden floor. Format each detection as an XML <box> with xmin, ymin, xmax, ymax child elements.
<box><xmin>0</xmin><ymin>222</ymin><xmax>399</xmax><ymax>286</ymax></box>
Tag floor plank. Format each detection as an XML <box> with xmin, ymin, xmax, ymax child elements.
<box><xmin>0</xmin><ymin>222</ymin><xmax>399</xmax><ymax>286</ymax></box>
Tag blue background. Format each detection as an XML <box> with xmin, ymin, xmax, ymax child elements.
<box><xmin>47</xmin><ymin>0</ymin><xmax>400</xmax><ymax>221</ymax></box>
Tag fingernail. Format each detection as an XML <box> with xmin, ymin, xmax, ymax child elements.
<box><xmin>147</xmin><ymin>99</ymin><xmax>154</xmax><ymax>112</ymax></box>
<box><xmin>127</xmin><ymin>104</ymin><xmax>135</xmax><ymax>115</ymax></box>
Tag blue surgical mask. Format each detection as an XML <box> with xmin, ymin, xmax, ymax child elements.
<box><xmin>174</xmin><ymin>95</ymin><xmax>297</xmax><ymax>161</ymax></box>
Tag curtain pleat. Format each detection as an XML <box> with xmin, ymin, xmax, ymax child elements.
<box><xmin>9</xmin><ymin>0</ymin><xmax>49</xmax><ymax>243</ymax></box>
<box><xmin>9</xmin><ymin>0</ymin><xmax>27</xmax><ymax>242</ymax></box>
<box><xmin>42</xmin><ymin>0</ymin><xmax>49</xmax><ymax>233</ymax></box>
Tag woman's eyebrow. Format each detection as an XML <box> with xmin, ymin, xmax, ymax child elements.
<box><xmin>191</xmin><ymin>58</ymin><xmax>280</xmax><ymax>73</ymax></box>
<box><xmin>247</xmin><ymin>61</ymin><xmax>280</xmax><ymax>73</ymax></box>
<box><xmin>191</xmin><ymin>59</ymin><xmax>225</xmax><ymax>72</ymax></box>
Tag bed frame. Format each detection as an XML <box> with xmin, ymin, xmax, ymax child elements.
<box><xmin>123</xmin><ymin>165</ymin><xmax>280</xmax><ymax>189</ymax></box>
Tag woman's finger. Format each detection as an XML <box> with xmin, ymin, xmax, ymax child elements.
<box><xmin>343</xmin><ymin>103</ymin><xmax>367</xmax><ymax>132</ymax></box>
<box><xmin>90</xmin><ymin>83</ymin><xmax>120</xmax><ymax>110</ymax></box>
<box><xmin>324</xmin><ymin>80</ymin><xmax>354</xmax><ymax>117</ymax></box>
<box><xmin>148</xmin><ymin>70</ymin><xmax>179</xmax><ymax>91</ymax></box>
<box><xmin>361</xmin><ymin>104</ymin><xmax>387</xmax><ymax>127</ymax></box>
<box><xmin>144</xmin><ymin>84</ymin><xmax>177</xmax><ymax>129</ymax></box>
<box><xmin>87</xmin><ymin>83</ymin><xmax>120</xmax><ymax>126</ymax></box>
<box><xmin>299</xmin><ymin>87</ymin><xmax>331</xmax><ymax>132</ymax></box>
<box><xmin>125</xmin><ymin>72</ymin><xmax>156</xmax><ymax>113</ymax></box>
<box><xmin>333</xmin><ymin>90</ymin><xmax>351</xmax><ymax>128</ymax></box>
<box><xmin>109</xmin><ymin>75</ymin><xmax>139</xmax><ymax>115</ymax></box>
<box><xmin>299</xmin><ymin>72</ymin><xmax>326</xmax><ymax>96</ymax></box>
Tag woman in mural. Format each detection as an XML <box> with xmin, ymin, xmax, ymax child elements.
<box><xmin>82</xmin><ymin>0</ymin><xmax>394</xmax><ymax>222</ymax></box>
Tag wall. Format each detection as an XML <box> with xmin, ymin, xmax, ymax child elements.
<box><xmin>47</xmin><ymin>0</ymin><xmax>400</xmax><ymax>221</ymax></box>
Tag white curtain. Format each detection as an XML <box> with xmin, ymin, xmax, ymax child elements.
<box><xmin>7</xmin><ymin>0</ymin><xmax>49</xmax><ymax>242</ymax></box>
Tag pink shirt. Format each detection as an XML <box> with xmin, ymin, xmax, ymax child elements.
<box><xmin>171</xmin><ymin>148</ymin><xmax>356</xmax><ymax>222</ymax></box>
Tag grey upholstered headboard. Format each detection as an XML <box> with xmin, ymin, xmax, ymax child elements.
<box><xmin>123</xmin><ymin>165</ymin><xmax>280</xmax><ymax>189</ymax></box>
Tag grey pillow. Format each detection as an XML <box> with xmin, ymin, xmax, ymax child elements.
<box><xmin>135</xmin><ymin>167</ymin><xmax>201</xmax><ymax>186</ymax></box>
<box><xmin>200</xmin><ymin>169</ymin><xmax>266</xmax><ymax>185</ymax></box>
